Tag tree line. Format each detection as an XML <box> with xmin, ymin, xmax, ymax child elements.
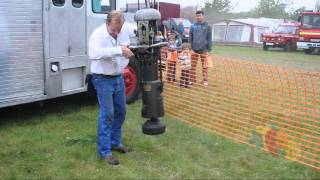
<box><xmin>181</xmin><ymin>0</ymin><xmax>320</xmax><ymax>23</ymax></box>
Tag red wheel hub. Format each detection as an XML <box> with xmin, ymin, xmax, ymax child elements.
<box><xmin>124</xmin><ymin>66</ymin><xmax>138</xmax><ymax>97</ymax></box>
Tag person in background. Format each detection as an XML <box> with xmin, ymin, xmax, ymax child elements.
<box><xmin>158</xmin><ymin>20</ymin><xmax>169</xmax><ymax>41</ymax></box>
<box><xmin>166</xmin><ymin>36</ymin><xmax>178</xmax><ymax>82</ymax></box>
<box><xmin>179</xmin><ymin>43</ymin><xmax>192</xmax><ymax>88</ymax></box>
<box><xmin>177</xmin><ymin>20</ymin><xmax>184</xmax><ymax>37</ymax></box>
<box><xmin>189</xmin><ymin>10</ymin><xmax>212</xmax><ymax>86</ymax></box>
<box><xmin>88</xmin><ymin>10</ymin><xmax>135</xmax><ymax>166</ymax></box>
<box><xmin>155</xmin><ymin>31</ymin><xmax>165</xmax><ymax>42</ymax></box>
<box><xmin>176</xmin><ymin>20</ymin><xmax>184</xmax><ymax>46</ymax></box>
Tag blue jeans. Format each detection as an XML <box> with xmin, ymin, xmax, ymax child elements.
<box><xmin>92</xmin><ymin>74</ymin><xmax>126</xmax><ymax>158</ymax></box>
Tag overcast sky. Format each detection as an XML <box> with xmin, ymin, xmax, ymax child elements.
<box><xmin>159</xmin><ymin>0</ymin><xmax>318</xmax><ymax>12</ymax></box>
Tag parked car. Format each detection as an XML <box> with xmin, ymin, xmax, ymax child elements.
<box><xmin>167</xmin><ymin>18</ymin><xmax>192</xmax><ymax>43</ymax></box>
<box><xmin>261</xmin><ymin>22</ymin><xmax>300</xmax><ymax>51</ymax></box>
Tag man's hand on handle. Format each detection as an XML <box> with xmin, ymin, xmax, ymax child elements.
<box><xmin>122</xmin><ymin>46</ymin><xmax>134</xmax><ymax>59</ymax></box>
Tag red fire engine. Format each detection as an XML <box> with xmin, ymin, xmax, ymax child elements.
<box><xmin>261</xmin><ymin>22</ymin><xmax>300</xmax><ymax>51</ymax></box>
<box><xmin>297</xmin><ymin>11</ymin><xmax>320</xmax><ymax>54</ymax></box>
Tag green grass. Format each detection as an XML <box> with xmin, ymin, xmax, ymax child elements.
<box><xmin>0</xmin><ymin>94</ymin><xmax>319</xmax><ymax>179</ymax></box>
<box><xmin>213</xmin><ymin>45</ymin><xmax>320</xmax><ymax>72</ymax></box>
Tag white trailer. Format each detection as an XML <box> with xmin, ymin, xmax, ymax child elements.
<box><xmin>0</xmin><ymin>0</ymin><xmax>142</xmax><ymax>108</ymax></box>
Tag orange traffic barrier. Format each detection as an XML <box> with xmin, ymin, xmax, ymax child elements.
<box><xmin>161</xmin><ymin>52</ymin><xmax>320</xmax><ymax>170</ymax></box>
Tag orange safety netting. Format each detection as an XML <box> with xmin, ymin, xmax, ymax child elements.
<box><xmin>161</xmin><ymin>50</ymin><xmax>320</xmax><ymax>170</ymax></box>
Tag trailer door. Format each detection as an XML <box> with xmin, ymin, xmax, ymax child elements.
<box><xmin>48</xmin><ymin>0</ymin><xmax>86</xmax><ymax>57</ymax></box>
<box><xmin>45</xmin><ymin>0</ymin><xmax>87</xmax><ymax>97</ymax></box>
<box><xmin>0</xmin><ymin>0</ymin><xmax>46</xmax><ymax>107</ymax></box>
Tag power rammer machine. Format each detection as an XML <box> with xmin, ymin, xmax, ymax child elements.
<box><xmin>130</xmin><ymin>8</ymin><xmax>168</xmax><ymax>135</ymax></box>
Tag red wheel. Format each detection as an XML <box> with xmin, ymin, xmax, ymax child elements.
<box><xmin>124</xmin><ymin>59</ymin><xmax>140</xmax><ymax>104</ymax></box>
<box><xmin>124</xmin><ymin>66</ymin><xmax>137</xmax><ymax>98</ymax></box>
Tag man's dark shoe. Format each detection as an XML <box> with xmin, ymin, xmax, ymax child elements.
<box><xmin>111</xmin><ymin>146</ymin><xmax>133</xmax><ymax>154</ymax></box>
<box><xmin>105</xmin><ymin>156</ymin><xmax>120</xmax><ymax>165</ymax></box>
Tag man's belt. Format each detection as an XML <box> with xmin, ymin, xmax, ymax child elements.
<box><xmin>92</xmin><ymin>73</ymin><xmax>121</xmax><ymax>78</ymax></box>
<box><xmin>193</xmin><ymin>50</ymin><xmax>208</xmax><ymax>53</ymax></box>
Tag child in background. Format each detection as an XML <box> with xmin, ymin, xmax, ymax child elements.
<box><xmin>179</xmin><ymin>43</ymin><xmax>192</xmax><ymax>88</ymax></box>
<box><xmin>155</xmin><ymin>31</ymin><xmax>165</xmax><ymax>42</ymax></box>
<box><xmin>157</xmin><ymin>31</ymin><xmax>166</xmax><ymax>73</ymax></box>
<box><xmin>166</xmin><ymin>36</ymin><xmax>178</xmax><ymax>82</ymax></box>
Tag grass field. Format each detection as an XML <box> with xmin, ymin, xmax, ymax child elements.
<box><xmin>213</xmin><ymin>45</ymin><xmax>320</xmax><ymax>72</ymax></box>
<box><xmin>0</xmin><ymin>46</ymin><xmax>319</xmax><ymax>178</ymax></box>
<box><xmin>164</xmin><ymin>45</ymin><xmax>319</xmax><ymax>170</ymax></box>
<box><xmin>0</xmin><ymin>94</ymin><xmax>319</xmax><ymax>179</ymax></box>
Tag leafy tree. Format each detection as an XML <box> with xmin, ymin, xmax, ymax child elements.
<box><xmin>289</xmin><ymin>6</ymin><xmax>306</xmax><ymax>21</ymax></box>
<box><xmin>181</xmin><ymin>6</ymin><xmax>198</xmax><ymax>22</ymax></box>
<box><xmin>202</xmin><ymin>0</ymin><xmax>232</xmax><ymax>22</ymax></box>
<box><xmin>316</xmin><ymin>0</ymin><xmax>320</xmax><ymax>11</ymax></box>
<box><xmin>253</xmin><ymin>0</ymin><xmax>292</xmax><ymax>19</ymax></box>
<box><xmin>228</xmin><ymin>11</ymin><xmax>256</xmax><ymax>19</ymax></box>
<box><xmin>203</xmin><ymin>0</ymin><xmax>231</xmax><ymax>13</ymax></box>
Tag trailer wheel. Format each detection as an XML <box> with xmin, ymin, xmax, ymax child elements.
<box><xmin>304</xmin><ymin>49</ymin><xmax>313</xmax><ymax>54</ymax></box>
<box><xmin>124</xmin><ymin>58</ymin><xmax>140</xmax><ymax>104</ymax></box>
<box><xmin>284</xmin><ymin>42</ymin><xmax>290</xmax><ymax>52</ymax></box>
<box><xmin>263</xmin><ymin>43</ymin><xmax>269</xmax><ymax>51</ymax></box>
<box><xmin>290</xmin><ymin>43</ymin><xmax>297</xmax><ymax>51</ymax></box>
<box><xmin>284</xmin><ymin>42</ymin><xmax>296</xmax><ymax>52</ymax></box>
